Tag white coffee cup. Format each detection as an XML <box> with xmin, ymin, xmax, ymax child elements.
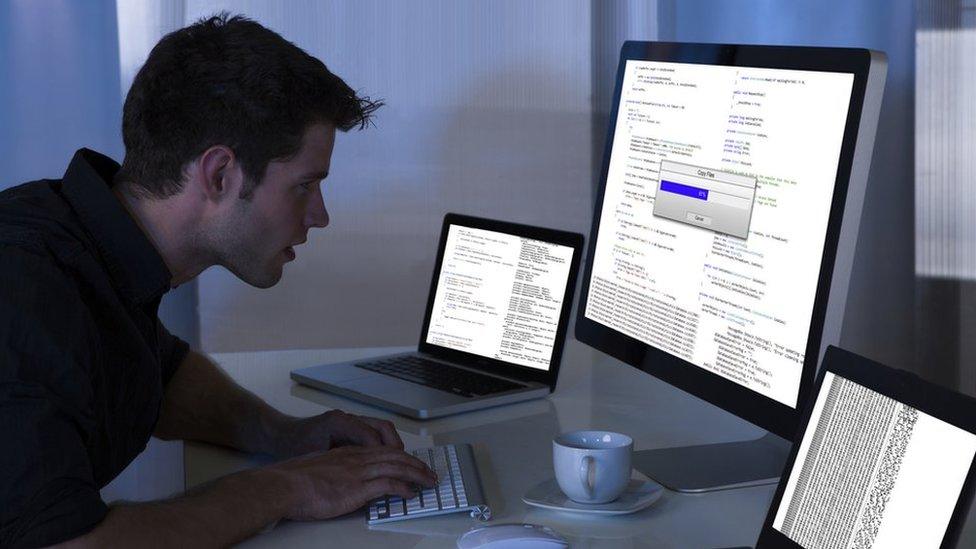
<box><xmin>553</xmin><ymin>430</ymin><xmax>633</xmax><ymax>504</ymax></box>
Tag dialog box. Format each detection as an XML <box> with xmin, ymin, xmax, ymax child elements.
<box><xmin>652</xmin><ymin>160</ymin><xmax>757</xmax><ymax>239</ymax></box>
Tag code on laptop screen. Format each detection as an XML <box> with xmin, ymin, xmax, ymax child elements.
<box><xmin>424</xmin><ymin>224</ymin><xmax>575</xmax><ymax>371</ymax></box>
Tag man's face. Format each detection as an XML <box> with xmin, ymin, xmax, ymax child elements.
<box><xmin>214</xmin><ymin>123</ymin><xmax>335</xmax><ymax>288</ymax></box>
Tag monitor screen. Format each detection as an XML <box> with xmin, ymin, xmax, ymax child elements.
<box><xmin>583</xmin><ymin>59</ymin><xmax>855</xmax><ymax>408</ymax></box>
<box><xmin>425</xmin><ymin>224</ymin><xmax>576</xmax><ymax>371</ymax></box>
<box><xmin>772</xmin><ymin>370</ymin><xmax>976</xmax><ymax>548</ymax></box>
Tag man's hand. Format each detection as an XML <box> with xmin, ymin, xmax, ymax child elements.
<box><xmin>268</xmin><ymin>445</ymin><xmax>437</xmax><ymax>521</ymax></box>
<box><xmin>273</xmin><ymin>409</ymin><xmax>403</xmax><ymax>458</ymax></box>
<box><xmin>59</xmin><ymin>445</ymin><xmax>439</xmax><ymax>548</ymax></box>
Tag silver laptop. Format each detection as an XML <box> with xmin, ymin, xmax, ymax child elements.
<box><xmin>291</xmin><ymin>213</ymin><xmax>584</xmax><ymax>419</ymax></box>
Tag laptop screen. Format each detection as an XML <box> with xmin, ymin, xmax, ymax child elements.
<box><xmin>423</xmin><ymin>224</ymin><xmax>576</xmax><ymax>371</ymax></box>
<box><xmin>771</xmin><ymin>370</ymin><xmax>976</xmax><ymax>548</ymax></box>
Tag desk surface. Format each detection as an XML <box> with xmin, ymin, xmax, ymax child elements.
<box><xmin>186</xmin><ymin>341</ymin><xmax>967</xmax><ymax>548</ymax></box>
<box><xmin>187</xmin><ymin>341</ymin><xmax>777</xmax><ymax>548</ymax></box>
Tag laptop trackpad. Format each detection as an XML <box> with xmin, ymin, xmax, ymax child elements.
<box><xmin>303</xmin><ymin>362</ymin><xmax>373</xmax><ymax>383</ymax></box>
<box><xmin>343</xmin><ymin>376</ymin><xmax>467</xmax><ymax>406</ymax></box>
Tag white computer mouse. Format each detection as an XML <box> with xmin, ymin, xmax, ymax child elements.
<box><xmin>456</xmin><ymin>523</ymin><xmax>569</xmax><ymax>549</ymax></box>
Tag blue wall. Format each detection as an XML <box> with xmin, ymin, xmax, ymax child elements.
<box><xmin>0</xmin><ymin>0</ymin><xmax>123</xmax><ymax>186</ymax></box>
<box><xmin>0</xmin><ymin>0</ymin><xmax>198</xmax><ymax>349</ymax></box>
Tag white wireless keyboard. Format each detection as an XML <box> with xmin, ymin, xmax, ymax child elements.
<box><xmin>366</xmin><ymin>444</ymin><xmax>491</xmax><ymax>524</ymax></box>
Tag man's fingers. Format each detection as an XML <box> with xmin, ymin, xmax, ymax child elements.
<box><xmin>355</xmin><ymin>416</ymin><xmax>403</xmax><ymax>449</ymax></box>
<box><xmin>360</xmin><ymin>448</ymin><xmax>436</xmax><ymax>478</ymax></box>
<box><xmin>361</xmin><ymin>461</ymin><xmax>437</xmax><ymax>488</ymax></box>
<box><xmin>356</xmin><ymin>448</ymin><xmax>437</xmax><ymax>483</ymax></box>
<box><xmin>362</xmin><ymin>478</ymin><xmax>415</xmax><ymax>500</ymax></box>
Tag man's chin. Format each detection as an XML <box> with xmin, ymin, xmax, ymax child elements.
<box><xmin>244</xmin><ymin>275</ymin><xmax>281</xmax><ymax>289</ymax></box>
<box><xmin>224</xmin><ymin>264</ymin><xmax>283</xmax><ymax>289</ymax></box>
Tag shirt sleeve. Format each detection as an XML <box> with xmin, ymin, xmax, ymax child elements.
<box><xmin>0</xmin><ymin>245</ymin><xmax>108</xmax><ymax>548</ymax></box>
<box><xmin>158</xmin><ymin>322</ymin><xmax>190</xmax><ymax>388</ymax></box>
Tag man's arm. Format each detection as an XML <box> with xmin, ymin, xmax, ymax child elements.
<box><xmin>65</xmin><ymin>352</ymin><xmax>439</xmax><ymax>547</ymax></box>
<box><xmin>154</xmin><ymin>350</ymin><xmax>289</xmax><ymax>455</ymax></box>
<box><xmin>155</xmin><ymin>350</ymin><xmax>402</xmax><ymax>457</ymax></box>
<box><xmin>61</xmin><ymin>463</ymin><xmax>293</xmax><ymax>547</ymax></box>
<box><xmin>59</xmin><ymin>445</ymin><xmax>435</xmax><ymax>547</ymax></box>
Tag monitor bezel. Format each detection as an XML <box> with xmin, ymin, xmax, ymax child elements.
<box><xmin>756</xmin><ymin>346</ymin><xmax>976</xmax><ymax>548</ymax></box>
<box><xmin>574</xmin><ymin>41</ymin><xmax>874</xmax><ymax>439</ymax></box>
<box><xmin>418</xmin><ymin>213</ymin><xmax>584</xmax><ymax>390</ymax></box>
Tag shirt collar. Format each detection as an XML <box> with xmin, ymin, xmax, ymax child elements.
<box><xmin>60</xmin><ymin>149</ymin><xmax>172</xmax><ymax>305</ymax></box>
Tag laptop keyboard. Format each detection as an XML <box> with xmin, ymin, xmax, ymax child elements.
<box><xmin>354</xmin><ymin>355</ymin><xmax>525</xmax><ymax>397</ymax></box>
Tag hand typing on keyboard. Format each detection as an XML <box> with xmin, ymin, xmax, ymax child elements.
<box><xmin>263</xmin><ymin>445</ymin><xmax>438</xmax><ymax>521</ymax></box>
<box><xmin>367</xmin><ymin>444</ymin><xmax>491</xmax><ymax>524</ymax></box>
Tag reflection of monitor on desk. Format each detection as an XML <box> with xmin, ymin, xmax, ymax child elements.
<box><xmin>575</xmin><ymin>41</ymin><xmax>887</xmax><ymax>492</ymax></box>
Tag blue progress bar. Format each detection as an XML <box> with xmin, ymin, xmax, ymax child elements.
<box><xmin>660</xmin><ymin>180</ymin><xmax>708</xmax><ymax>200</ymax></box>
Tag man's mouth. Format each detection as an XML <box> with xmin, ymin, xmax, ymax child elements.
<box><xmin>284</xmin><ymin>246</ymin><xmax>296</xmax><ymax>260</ymax></box>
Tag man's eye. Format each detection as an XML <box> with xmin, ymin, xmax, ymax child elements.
<box><xmin>299</xmin><ymin>181</ymin><xmax>314</xmax><ymax>190</ymax></box>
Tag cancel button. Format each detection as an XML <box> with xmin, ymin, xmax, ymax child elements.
<box><xmin>686</xmin><ymin>212</ymin><xmax>712</xmax><ymax>226</ymax></box>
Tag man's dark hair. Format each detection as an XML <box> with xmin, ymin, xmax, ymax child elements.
<box><xmin>116</xmin><ymin>13</ymin><xmax>381</xmax><ymax>198</ymax></box>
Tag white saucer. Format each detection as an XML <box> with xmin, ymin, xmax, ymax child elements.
<box><xmin>521</xmin><ymin>478</ymin><xmax>664</xmax><ymax>515</ymax></box>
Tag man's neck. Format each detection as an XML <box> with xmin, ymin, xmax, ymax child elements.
<box><xmin>113</xmin><ymin>185</ymin><xmax>211</xmax><ymax>287</ymax></box>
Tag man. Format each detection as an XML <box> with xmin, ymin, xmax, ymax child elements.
<box><xmin>0</xmin><ymin>14</ymin><xmax>435</xmax><ymax>547</ymax></box>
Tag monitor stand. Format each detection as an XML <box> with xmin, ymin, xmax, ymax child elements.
<box><xmin>632</xmin><ymin>432</ymin><xmax>790</xmax><ymax>493</ymax></box>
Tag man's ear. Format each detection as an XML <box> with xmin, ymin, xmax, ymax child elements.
<box><xmin>196</xmin><ymin>145</ymin><xmax>244</xmax><ymax>202</ymax></box>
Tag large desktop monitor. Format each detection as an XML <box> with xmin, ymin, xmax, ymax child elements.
<box><xmin>575</xmin><ymin>42</ymin><xmax>887</xmax><ymax>491</ymax></box>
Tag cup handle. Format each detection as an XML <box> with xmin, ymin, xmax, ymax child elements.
<box><xmin>579</xmin><ymin>455</ymin><xmax>595</xmax><ymax>498</ymax></box>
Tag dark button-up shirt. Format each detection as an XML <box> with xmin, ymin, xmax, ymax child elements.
<box><xmin>0</xmin><ymin>149</ymin><xmax>190</xmax><ymax>548</ymax></box>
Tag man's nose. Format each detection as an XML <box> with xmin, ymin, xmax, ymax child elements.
<box><xmin>306</xmin><ymin>189</ymin><xmax>329</xmax><ymax>229</ymax></box>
